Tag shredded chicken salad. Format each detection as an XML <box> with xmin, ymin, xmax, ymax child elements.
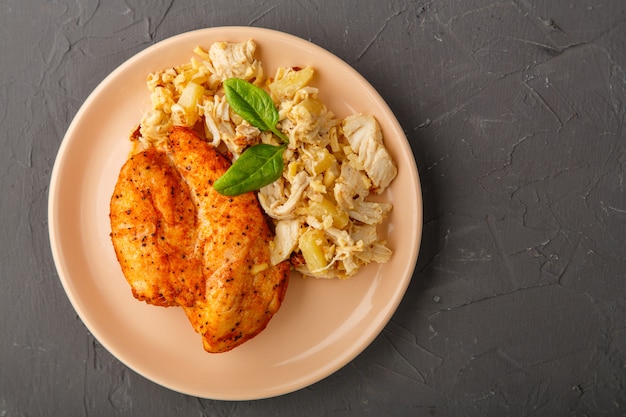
<box><xmin>132</xmin><ymin>40</ymin><xmax>398</xmax><ymax>279</ymax></box>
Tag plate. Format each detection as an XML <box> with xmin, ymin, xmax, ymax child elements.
<box><xmin>48</xmin><ymin>27</ymin><xmax>422</xmax><ymax>400</ymax></box>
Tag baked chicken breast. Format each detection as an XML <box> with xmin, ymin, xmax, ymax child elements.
<box><xmin>109</xmin><ymin>147</ymin><xmax>202</xmax><ymax>307</ymax></box>
<box><xmin>110</xmin><ymin>126</ymin><xmax>290</xmax><ymax>353</ymax></box>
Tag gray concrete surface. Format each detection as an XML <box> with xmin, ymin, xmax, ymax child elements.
<box><xmin>1</xmin><ymin>0</ymin><xmax>625</xmax><ymax>415</ymax></box>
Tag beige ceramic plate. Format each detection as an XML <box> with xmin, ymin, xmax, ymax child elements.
<box><xmin>48</xmin><ymin>27</ymin><xmax>422</xmax><ymax>400</ymax></box>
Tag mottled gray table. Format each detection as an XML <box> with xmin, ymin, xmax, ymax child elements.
<box><xmin>2</xmin><ymin>0</ymin><xmax>626</xmax><ymax>415</ymax></box>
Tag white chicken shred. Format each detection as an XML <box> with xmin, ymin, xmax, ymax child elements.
<box><xmin>342</xmin><ymin>114</ymin><xmax>398</xmax><ymax>194</ymax></box>
<box><xmin>134</xmin><ymin>39</ymin><xmax>398</xmax><ymax>279</ymax></box>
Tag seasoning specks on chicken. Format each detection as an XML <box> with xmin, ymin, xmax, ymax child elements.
<box><xmin>110</xmin><ymin>147</ymin><xmax>202</xmax><ymax>307</ymax></box>
<box><xmin>110</xmin><ymin>127</ymin><xmax>289</xmax><ymax>353</ymax></box>
<box><xmin>168</xmin><ymin>127</ymin><xmax>289</xmax><ymax>353</ymax></box>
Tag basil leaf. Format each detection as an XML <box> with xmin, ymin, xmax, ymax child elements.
<box><xmin>223</xmin><ymin>78</ymin><xmax>288</xmax><ymax>143</ymax></box>
<box><xmin>213</xmin><ymin>144</ymin><xmax>286</xmax><ymax>196</ymax></box>
<box><xmin>215</xmin><ymin>78</ymin><xmax>290</xmax><ymax>196</ymax></box>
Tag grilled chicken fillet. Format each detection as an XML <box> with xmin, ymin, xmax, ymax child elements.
<box><xmin>110</xmin><ymin>148</ymin><xmax>202</xmax><ymax>307</ymax></box>
<box><xmin>110</xmin><ymin>126</ymin><xmax>290</xmax><ymax>353</ymax></box>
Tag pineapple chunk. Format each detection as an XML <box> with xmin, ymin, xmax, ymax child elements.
<box><xmin>287</xmin><ymin>161</ymin><xmax>303</xmax><ymax>181</ymax></box>
<box><xmin>312</xmin><ymin>148</ymin><xmax>336</xmax><ymax>175</ymax></box>
<box><xmin>307</xmin><ymin>197</ymin><xmax>349</xmax><ymax>229</ymax></box>
<box><xmin>299</xmin><ymin>228</ymin><xmax>328</xmax><ymax>272</ymax></box>
<box><xmin>300</xmin><ymin>97</ymin><xmax>325</xmax><ymax>115</ymax></box>
<box><xmin>269</xmin><ymin>66</ymin><xmax>315</xmax><ymax>100</ymax></box>
<box><xmin>177</xmin><ymin>82</ymin><xmax>204</xmax><ymax>114</ymax></box>
<box><xmin>323</xmin><ymin>168</ymin><xmax>338</xmax><ymax>189</ymax></box>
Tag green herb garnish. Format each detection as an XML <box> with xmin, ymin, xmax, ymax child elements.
<box><xmin>222</xmin><ymin>78</ymin><xmax>289</xmax><ymax>143</ymax></box>
<box><xmin>213</xmin><ymin>78</ymin><xmax>288</xmax><ymax>196</ymax></box>
<box><xmin>213</xmin><ymin>143</ymin><xmax>286</xmax><ymax>196</ymax></box>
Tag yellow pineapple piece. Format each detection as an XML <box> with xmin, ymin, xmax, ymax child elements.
<box><xmin>298</xmin><ymin>228</ymin><xmax>328</xmax><ymax>272</ymax></box>
<box><xmin>177</xmin><ymin>82</ymin><xmax>204</xmax><ymax>114</ymax></box>
<box><xmin>269</xmin><ymin>66</ymin><xmax>315</xmax><ymax>100</ymax></box>
<box><xmin>307</xmin><ymin>198</ymin><xmax>349</xmax><ymax>229</ymax></box>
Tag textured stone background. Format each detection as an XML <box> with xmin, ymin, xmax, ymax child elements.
<box><xmin>1</xmin><ymin>0</ymin><xmax>625</xmax><ymax>415</ymax></box>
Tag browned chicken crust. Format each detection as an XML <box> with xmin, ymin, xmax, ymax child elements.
<box><xmin>110</xmin><ymin>126</ymin><xmax>290</xmax><ymax>353</ymax></box>
<box><xmin>109</xmin><ymin>148</ymin><xmax>202</xmax><ymax>307</ymax></box>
